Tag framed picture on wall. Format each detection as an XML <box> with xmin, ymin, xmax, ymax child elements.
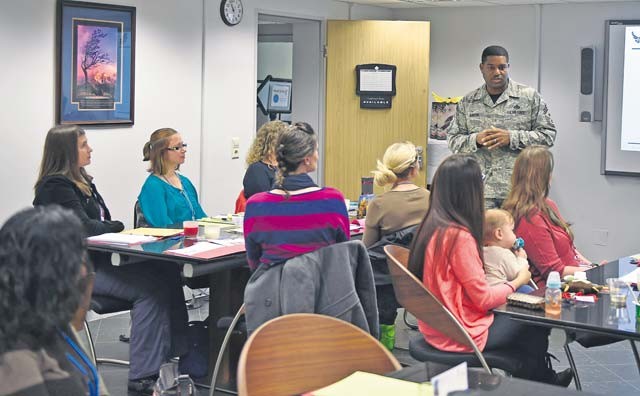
<box><xmin>56</xmin><ymin>0</ymin><xmax>136</xmax><ymax>125</ymax></box>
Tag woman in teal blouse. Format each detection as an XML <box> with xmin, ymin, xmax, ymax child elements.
<box><xmin>139</xmin><ymin>128</ymin><xmax>207</xmax><ymax>227</ymax></box>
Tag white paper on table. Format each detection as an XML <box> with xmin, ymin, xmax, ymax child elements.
<box><xmin>87</xmin><ymin>233</ymin><xmax>157</xmax><ymax>245</ymax></box>
<box><xmin>574</xmin><ymin>295</ymin><xmax>596</xmax><ymax>303</ymax></box>
<box><xmin>206</xmin><ymin>238</ymin><xmax>245</xmax><ymax>246</ymax></box>
<box><xmin>349</xmin><ymin>223</ymin><xmax>362</xmax><ymax>231</ymax></box>
<box><xmin>431</xmin><ymin>362</ymin><xmax>468</xmax><ymax>396</ymax></box>
<box><xmin>168</xmin><ymin>242</ymin><xmax>219</xmax><ymax>256</ymax></box>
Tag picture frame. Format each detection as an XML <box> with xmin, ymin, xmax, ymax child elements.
<box><xmin>56</xmin><ymin>0</ymin><xmax>136</xmax><ymax>125</ymax></box>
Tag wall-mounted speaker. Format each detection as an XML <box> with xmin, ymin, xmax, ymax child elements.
<box><xmin>579</xmin><ymin>46</ymin><xmax>595</xmax><ymax>122</ymax></box>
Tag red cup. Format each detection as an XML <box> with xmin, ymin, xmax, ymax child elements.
<box><xmin>183</xmin><ymin>221</ymin><xmax>199</xmax><ymax>238</ymax></box>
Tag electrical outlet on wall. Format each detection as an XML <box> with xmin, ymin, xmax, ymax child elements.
<box><xmin>592</xmin><ymin>229</ymin><xmax>609</xmax><ymax>246</ymax></box>
<box><xmin>231</xmin><ymin>137</ymin><xmax>240</xmax><ymax>159</ymax></box>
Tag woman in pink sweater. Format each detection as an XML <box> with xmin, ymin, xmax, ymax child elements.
<box><xmin>408</xmin><ymin>154</ymin><xmax>572</xmax><ymax>385</ymax></box>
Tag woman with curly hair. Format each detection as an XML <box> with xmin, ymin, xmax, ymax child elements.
<box><xmin>242</xmin><ymin>120</ymin><xmax>288</xmax><ymax>200</ymax></box>
<box><xmin>0</xmin><ymin>206</ymin><xmax>98</xmax><ymax>396</ymax></box>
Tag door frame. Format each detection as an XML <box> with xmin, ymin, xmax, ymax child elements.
<box><xmin>255</xmin><ymin>9</ymin><xmax>326</xmax><ymax>184</ymax></box>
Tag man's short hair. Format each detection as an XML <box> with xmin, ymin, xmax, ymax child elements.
<box><xmin>481</xmin><ymin>45</ymin><xmax>509</xmax><ymax>63</ymax></box>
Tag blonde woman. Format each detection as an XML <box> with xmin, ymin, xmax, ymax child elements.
<box><xmin>243</xmin><ymin>120</ymin><xmax>287</xmax><ymax>199</ymax></box>
<box><xmin>139</xmin><ymin>128</ymin><xmax>206</xmax><ymax>227</ymax></box>
<box><xmin>363</xmin><ymin>141</ymin><xmax>429</xmax><ymax>351</ymax></box>
<box><xmin>363</xmin><ymin>141</ymin><xmax>430</xmax><ymax>247</ymax></box>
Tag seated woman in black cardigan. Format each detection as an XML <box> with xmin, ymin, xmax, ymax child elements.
<box><xmin>33</xmin><ymin>125</ymin><xmax>188</xmax><ymax>395</ymax></box>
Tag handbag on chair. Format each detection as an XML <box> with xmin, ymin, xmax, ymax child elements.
<box><xmin>154</xmin><ymin>362</ymin><xmax>196</xmax><ymax>396</ymax></box>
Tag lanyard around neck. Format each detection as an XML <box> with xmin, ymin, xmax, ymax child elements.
<box><xmin>59</xmin><ymin>329</ymin><xmax>99</xmax><ymax>396</ymax></box>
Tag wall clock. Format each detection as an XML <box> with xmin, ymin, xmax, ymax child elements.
<box><xmin>220</xmin><ymin>0</ymin><xmax>243</xmax><ymax>26</ymax></box>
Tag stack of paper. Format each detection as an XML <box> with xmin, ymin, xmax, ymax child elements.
<box><xmin>121</xmin><ymin>228</ymin><xmax>182</xmax><ymax>237</ymax></box>
<box><xmin>87</xmin><ymin>233</ymin><xmax>157</xmax><ymax>245</ymax></box>
<box><xmin>199</xmin><ymin>216</ymin><xmax>235</xmax><ymax>225</ymax></box>
<box><xmin>304</xmin><ymin>371</ymin><xmax>432</xmax><ymax>396</ymax></box>
<box><xmin>207</xmin><ymin>238</ymin><xmax>245</xmax><ymax>246</ymax></box>
<box><xmin>165</xmin><ymin>241</ymin><xmax>245</xmax><ymax>259</ymax></box>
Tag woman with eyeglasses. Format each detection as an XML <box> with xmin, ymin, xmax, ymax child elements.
<box><xmin>243</xmin><ymin>122</ymin><xmax>350</xmax><ymax>271</ymax></box>
<box><xmin>34</xmin><ymin>125</ymin><xmax>189</xmax><ymax>394</ymax></box>
<box><xmin>0</xmin><ymin>206</ymin><xmax>99</xmax><ymax>396</ymax></box>
<box><xmin>408</xmin><ymin>154</ymin><xmax>572</xmax><ymax>386</ymax></box>
<box><xmin>362</xmin><ymin>141</ymin><xmax>430</xmax><ymax>351</ymax></box>
<box><xmin>138</xmin><ymin>128</ymin><xmax>206</xmax><ymax>228</ymax></box>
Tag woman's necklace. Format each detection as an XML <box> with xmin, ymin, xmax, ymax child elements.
<box><xmin>161</xmin><ymin>173</ymin><xmax>181</xmax><ymax>190</ymax></box>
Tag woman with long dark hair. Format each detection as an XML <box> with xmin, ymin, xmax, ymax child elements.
<box><xmin>33</xmin><ymin>125</ymin><xmax>188</xmax><ymax>395</ymax></box>
<box><xmin>243</xmin><ymin>122</ymin><xmax>350</xmax><ymax>271</ymax></box>
<box><xmin>408</xmin><ymin>154</ymin><xmax>572</xmax><ymax>385</ymax></box>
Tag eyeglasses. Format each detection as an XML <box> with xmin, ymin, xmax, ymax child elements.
<box><xmin>165</xmin><ymin>143</ymin><xmax>187</xmax><ymax>151</ymax></box>
<box><xmin>483</xmin><ymin>63</ymin><xmax>509</xmax><ymax>72</ymax></box>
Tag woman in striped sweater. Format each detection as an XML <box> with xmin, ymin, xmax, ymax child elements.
<box><xmin>243</xmin><ymin>122</ymin><xmax>350</xmax><ymax>271</ymax></box>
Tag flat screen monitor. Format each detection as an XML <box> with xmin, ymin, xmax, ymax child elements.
<box><xmin>602</xmin><ymin>20</ymin><xmax>640</xmax><ymax>176</ymax></box>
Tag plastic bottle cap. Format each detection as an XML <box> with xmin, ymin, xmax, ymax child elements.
<box><xmin>547</xmin><ymin>271</ymin><xmax>561</xmax><ymax>288</ymax></box>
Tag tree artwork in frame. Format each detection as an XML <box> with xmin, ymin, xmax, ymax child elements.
<box><xmin>57</xmin><ymin>1</ymin><xmax>135</xmax><ymax>125</ymax></box>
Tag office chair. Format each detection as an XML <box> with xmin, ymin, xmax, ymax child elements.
<box><xmin>85</xmin><ymin>294</ymin><xmax>132</xmax><ymax>367</ymax></box>
<box><xmin>133</xmin><ymin>200</ymin><xmax>148</xmax><ymax>228</ymax></box>
<box><xmin>237</xmin><ymin>313</ymin><xmax>401</xmax><ymax>396</ymax></box>
<box><xmin>384</xmin><ymin>245</ymin><xmax>523</xmax><ymax>375</ymax></box>
<box><xmin>235</xmin><ymin>190</ymin><xmax>247</xmax><ymax>214</ymax></box>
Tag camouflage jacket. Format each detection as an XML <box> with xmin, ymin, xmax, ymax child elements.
<box><xmin>446</xmin><ymin>80</ymin><xmax>556</xmax><ymax>199</ymax></box>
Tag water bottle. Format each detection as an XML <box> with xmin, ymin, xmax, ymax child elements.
<box><xmin>545</xmin><ymin>271</ymin><xmax>562</xmax><ymax>316</ymax></box>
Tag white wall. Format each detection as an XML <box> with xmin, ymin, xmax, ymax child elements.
<box><xmin>0</xmin><ymin>0</ymin><xmax>391</xmax><ymax>226</ymax></box>
<box><xmin>539</xmin><ymin>2</ymin><xmax>640</xmax><ymax>260</ymax></box>
<box><xmin>200</xmin><ymin>0</ymin><xmax>392</xmax><ymax>215</ymax></box>
<box><xmin>257</xmin><ymin>42</ymin><xmax>293</xmax><ymax>79</ymax></box>
<box><xmin>394</xmin><ymin>2</ymin><xmax>640</xmax><ymax>260</ymax></box>
<box><xmin>0</xmin><ymin>0</ymin><xmax>204</xmax><ymax>228</ymax></box>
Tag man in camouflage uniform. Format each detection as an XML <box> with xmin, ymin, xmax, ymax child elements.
<box><xmin>447</xmin><ymin>45</ymin><xmax>556</xmax><ymax>208</ymax></box>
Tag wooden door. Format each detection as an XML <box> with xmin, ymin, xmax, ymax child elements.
<box><xmin>324</xmin><ymin>20</ymin><xmax>430</xmax><ymax>200</ymax></box>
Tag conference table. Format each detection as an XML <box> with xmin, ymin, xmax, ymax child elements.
<box><xmin>493</xmin><ymin>255</ymin><xmax>640</xmax><ymax>389</ymax></box>
<box><xmin>87</xmin><ymin>228</ymin><xmax>250</xmax><ymax>382</ymax></box>
<box><xmin>493</xmin><ymin>256</ymin><xmax>640</xmax><ymax>341</ymax></box>
<box><xmin>87</xmin><ymin>225</ymin><xmax>365</xmax><ymax>383</ymax></box>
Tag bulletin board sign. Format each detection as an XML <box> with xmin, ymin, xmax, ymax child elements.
<box><xmin>355</xmin><ymin>64</ymin><xmax>396</xmax><ymax>109</ymax></box>
<box><xmin>56</xmin><ymin>0</ymin><xmax>136</xmax><ymax>125</ymax></box>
